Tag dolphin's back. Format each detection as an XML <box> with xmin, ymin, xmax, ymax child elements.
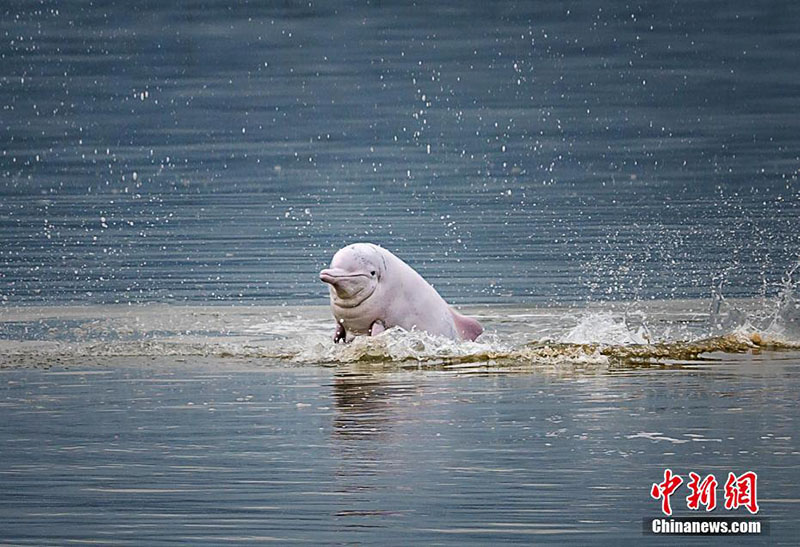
<box><xmin>377</xmin><ymin>246</ymin><xmax>473</xmax><ymax>340</ymax></box>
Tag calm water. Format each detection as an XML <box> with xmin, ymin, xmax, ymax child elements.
<box><xmin>0</xmin><ymin>356</ymin><xmax>799</xmax><ymax>545</ymax></box>
<box><xmin>2</xmin><ymin>1</ymin><xmax>800</xmax><ymax>544</ymax></box>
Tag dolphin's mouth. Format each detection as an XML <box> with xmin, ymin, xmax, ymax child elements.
<box><xmin>320</xmin><ymin>268</ymin><xmax>376</xmax><ymax>308</ymax></box>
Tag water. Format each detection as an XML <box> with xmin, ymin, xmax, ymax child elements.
<box><xmin>2</xmin><ymin>1</ymin><xmax>798</xmax><ymax>305</ymax></box>
<box><xmin>2</xmin><ymin>0</ymin><xmax>800</xmax><ymax>544</ymax></box>
<box><xmin>1</xmin><ymin>351</ymin><xmax>799</xmax><ymax>544</ymax></box>
<box><xmin>1</xmin><ymin>300</ymin><xmax>799</xmax><ymax>544</ymax></box>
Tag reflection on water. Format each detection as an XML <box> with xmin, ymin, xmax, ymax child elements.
<box><xmin>332</xmin><ymin>367</ymin><xmax>415</xmax><ymax>440</ymax></box>
<box><xmin>329</xmin><ymin>367</ymin><xmax>414</xmax><ymax>524</ymax></box>
<box><xmin>1</xmin><ymin>359</ymin><xmax>798</xmax><ymax>543</ymax></box>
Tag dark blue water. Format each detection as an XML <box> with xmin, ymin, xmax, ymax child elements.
<box><xmin>1</xmin><ymin>1</ymin><xmax>798</xmax><ymax>305</ymax></box>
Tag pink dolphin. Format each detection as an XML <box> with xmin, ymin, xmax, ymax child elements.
<box><xmin>319</xmin><ymin>243</ymin><xmax>483</xmax><ymax>343</ymax></box>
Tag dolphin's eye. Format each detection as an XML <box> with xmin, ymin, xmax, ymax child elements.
<box><xmin>370</xmin><ymin>271</ymin><xmax>376</xmax><ymax>276</ymax></box>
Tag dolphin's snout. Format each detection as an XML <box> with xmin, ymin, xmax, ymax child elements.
<box><xmin>319</xmin><ymin>269</ymin><xmax>335</xmax><ymax>284</ymax></box>
<box><xmin>319</xmin><ymin>268</ymin><xmax>347</xmax><ymax>285</ymax></box>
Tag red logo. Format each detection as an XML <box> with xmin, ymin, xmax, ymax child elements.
<box><xmin>724</xmin><ymin>471</ymin><xmax>759</xmax><ymax>514</ymax></box>
<box><xmin>686</xmin><ymin>472</ymin><xmax>718</xmax><ymax>511</ymax></box>
<box><xmin>650</xmin><ymin>468</ymin><xmax>683</xmax><ymax>516</ymax></box>
<box><xmin>651</xmin><ymin>470</ymin><xmax>759</xmax><ymax>515</ymax></box>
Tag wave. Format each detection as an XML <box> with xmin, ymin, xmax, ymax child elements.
<box><xmin>1</xmin><ymin>293</ymin><xmax>798</xmax><ymax>371</ymax></box>
<box><xmin>1</xmin><ymin>328</ymin><xmax>797</xmax><ymax>373</ymax></box>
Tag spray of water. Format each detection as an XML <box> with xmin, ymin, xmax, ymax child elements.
<box><xmin>1</xmin><ymin>265</ymin><xmax>799</xmax><ymax>370</ymax></box>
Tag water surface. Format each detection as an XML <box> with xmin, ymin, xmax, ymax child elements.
<box><xmin>2</xmin><ymin>1</ymin><xmax>800</xmax><ymax>544</ymax></box>
<box><xmin>1</xmin><ymin>1</ymin><xmax>798</xmax><ymax>305</ymax></box>
<box><xmin>1</xmin><ymin>352</ymin><xmax>799</xmax><ymax>545</ymax></box>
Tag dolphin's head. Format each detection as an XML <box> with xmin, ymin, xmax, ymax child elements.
<box><xmin>320</xmin><ymin>243</ymin><xmax>384</xmax><ymax>307</ymax></box>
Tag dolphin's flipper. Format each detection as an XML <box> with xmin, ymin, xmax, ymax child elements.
<box><xmin>370</xmin><ymin>320</ymin><xmax>386</xmax><ymax>336</ymax></box>
<box><xmin>334</xmin><ymin>322</ymin><xmax>347</xmax><ymax>343</ymax></box>
<box><xmin>450</xmin><ymin>309</ymin><xmax>483</xmax><ymax>341</ymax></box>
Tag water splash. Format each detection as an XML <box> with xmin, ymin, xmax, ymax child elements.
<box><xmin>765</xmin><ymin>262</ymin><xmax>800</xmax><ymax>339</ymax></box>
<box><xmin>560</xmin><ymin>312</ymin><xmax>651</xmax><ymax>345</ymax></box>
<box><xmin>2</xmin><ymin>287</ymin><xmax>800</xmax><ymax>370</ymax></box>
<box><xmin>707</xmin><ymin>260</ymin><xmax>800</xmax><ymax>342</ymax></box>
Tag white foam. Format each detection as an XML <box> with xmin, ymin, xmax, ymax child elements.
<box><xmin>560</xmin><ymin>312</ymin><xmax>650</xmax><ymax>345</ymax></box>
<box><xmin>1</xmin><ymin>298</ymin><xmax>799</xmax><ymax>368</ymax></box>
